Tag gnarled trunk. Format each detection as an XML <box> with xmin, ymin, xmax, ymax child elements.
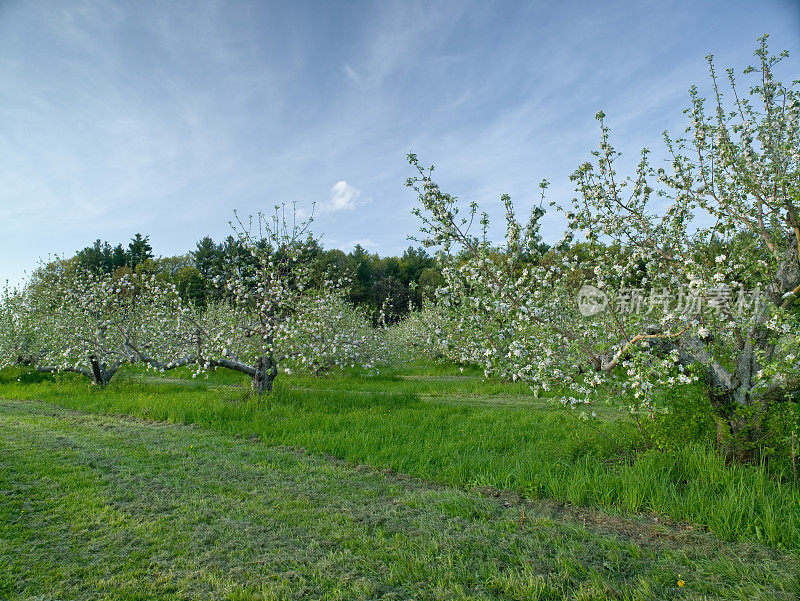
<box><xmin>709</xmin><ymin>383</ymin><xmax>766</xmax><ymax>463</ymax></box>
<box><xmin>251</xmin><ymin>354</ymin><xmax>278</xmax><ymax>394</ymax></box>
<box><xmin>87</xmin><ymin>355</ymin><xmax>121</xmax><ymax>387</ymax></box>
<box><xmin>199</xmin><ymin>352</ymin><xmax>279</xmax><ymax>396</ymax></box>
<box><xmin>36</xmin><ymin>354</ymin><xmax>122</xmax><ymax>387</ymax></box>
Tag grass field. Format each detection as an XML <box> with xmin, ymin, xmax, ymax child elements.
<box><xmin>1</xmin><ymin>398</ymin><xmax>798</xmax><ymax>600</ymax></box>
<box><xmin>0</xmin><ymin>364</ymin><xmax>798</xmax><ymax>599</ymax></box>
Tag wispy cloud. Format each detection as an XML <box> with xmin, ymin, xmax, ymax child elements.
<box><xmin>343</xmin><ymin>63</ymin><xmax>360</xmax><ymax>83</ymax></box>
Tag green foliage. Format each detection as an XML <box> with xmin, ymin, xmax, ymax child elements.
<box><xmin>729</xmin><ymin>399</ymin><xmax>800</xmax><ymax>475</ymax></box>
<box><xmin>74</xmin><ymin>233</ymin><xmax>153</xmax><ymax>274</ymax></box>
<box><xmin>640</xmin><ymin>385</ymin><xmax>717</xmax><ymax>452</ymax></box>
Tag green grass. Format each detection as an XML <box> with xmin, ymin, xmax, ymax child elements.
<box><xmin>1</xmin><ymin>398</ymin><xmax>797</xmax><ymax>600</ymax></box>
<box><xmin>0</xmin><ymin>364</ymin><xmax>797</xmax><ymax>552</ymax></box>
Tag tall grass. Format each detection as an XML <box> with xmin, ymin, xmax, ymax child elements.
<box><xmin>0</xmin><ymin>365</ymin><xmax>797</xmax><ymax>550</ymax></box>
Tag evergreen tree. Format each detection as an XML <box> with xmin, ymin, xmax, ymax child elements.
<box><xmin>127</xmin><ymin>234</ymin><xmax>154</xmax><ymax>269</ymax></box>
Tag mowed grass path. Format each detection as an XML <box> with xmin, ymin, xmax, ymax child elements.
<box><xmin>1</xmin><ymin>399</ymin><xmax>798</xmax><ymax>600</ymax></box>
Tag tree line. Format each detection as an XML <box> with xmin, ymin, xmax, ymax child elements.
<box><xmin>68</xmin><ymin>233</ymin><xmax>444</xmax><ymax>323</ymax></box>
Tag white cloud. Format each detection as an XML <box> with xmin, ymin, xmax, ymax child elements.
<box><xmin>320</xmin><ymin>180</ymin><xmax>361</xmax><ymax>213</ymax></box>
<box><xmin>343</xmin><ymin>63</ymin><xmax>360</xmax><ymax>83</ymax></box>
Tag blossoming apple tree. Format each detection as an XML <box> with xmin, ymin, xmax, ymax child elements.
<box><xmin>287</xmin><ymin>289</ymin><xmax>393</xmax><ymax>375</ymax></box>
<box><xmin>0</xmin><ymin>267</ymin><xmax>196</xmax><ymax>386</ymax></box>
<box><xmin>0</xmin><ymin>286</ymin><xmax>38</xmax><ymax>367</ymax></box>
<box><xmin>182</xmin><ymin>206</ymin><xmax>368</xmax><ymax>393</ymax></box>
<box><xmin>408</xmin><ymin>37</ymin><xmax>799</xmax><ymax>457</ymax></box>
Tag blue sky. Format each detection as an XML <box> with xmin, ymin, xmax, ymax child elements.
<box><xmin>1</xmin><ymin>0</ymin><xmax>798</xmax><ymax>286</ymax></box>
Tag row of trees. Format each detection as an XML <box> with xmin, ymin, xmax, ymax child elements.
<box><xmin>1</xmin><ymin>210</ymin><xmax>411</xmax><ymax>393</ymax></box>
